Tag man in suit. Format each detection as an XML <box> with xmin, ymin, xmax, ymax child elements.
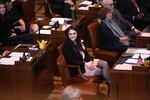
<box><xmin>45</xmin><ymin>0</ymin><xmax>75</xmax><ymax>18</ymax></box>
<box><xmin>97</xmin><ymin>8</ymin><xmax>128</xmax><ymax>53</ymax></box>
<box><xmin>116</xmin><ymin>0</ymin><xmax>150</xmax><ymax>30</ymax></box>
<box><xmin>101</xmin><ymin>0</ymin><xmax>141</xmax><ymax>38</ymax></box>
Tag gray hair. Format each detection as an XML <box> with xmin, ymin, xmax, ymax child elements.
<box><xmin>62</xmin><ymin>85</ymin><xmax>81</xmax><ymax>100</ymax></box>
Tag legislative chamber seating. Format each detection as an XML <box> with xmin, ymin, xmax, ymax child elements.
<box><xmin>87</xmin><ymin>21</ymin><xmax>121</xmax><ymax>67</ymax></box>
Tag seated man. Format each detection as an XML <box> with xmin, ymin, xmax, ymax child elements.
<box><xmin>97</xmin><ymin>8</ymin><xmax>128</xmax><ymax>53</ymax></box>
<box><xmin>101</xmin><ymin>0</ymin><xmax>141</xmax><ymax>38</ymax></box>
<box><xmin>115</xmin><ymin>0</ymin><xmax>150</xmax><ymax>30</ymax></box>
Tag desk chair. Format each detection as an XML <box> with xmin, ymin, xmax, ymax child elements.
<box><xmin>57</xmin><ymin>43</ymin><xmax>100</xmax><ymax>95</ymax></box>
<box><xmin>87</xmin><ymin>21</ymin><xmax>120</xmax><ymax>67</ymax></box>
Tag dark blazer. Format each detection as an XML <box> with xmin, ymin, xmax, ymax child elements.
<box><xmin>63</xmin><ymin>39</ymin><xmax>92</xmax><ymax>76</ymax></box>
<box><xmin>116</xmin><ymin>0</ymin><xmax>140</xmax><ymax>21</ymax></box>
<box><xmin>116</xmin><ymin>0</ymin><xmax>150</xmax><ymax>29</ymax></box>
<box><xmin>48</xmin><ymin>0</ymin><xmax>71</xmax><ymax>17</ymax></box>
<box><xmin>98</xmin><ymin>21</ymin><xmax>127</xmax><ymax>53</ymax></box>
<box><xmin>0</xmin><ymin>13</ymin><xmax>12</xmax><ymax>43</ymax></box>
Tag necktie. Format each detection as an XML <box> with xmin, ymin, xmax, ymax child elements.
<box><xmin>130</xmin><ymin>0</ymin><xmax>140</xmax><ymax>13</ymax></box>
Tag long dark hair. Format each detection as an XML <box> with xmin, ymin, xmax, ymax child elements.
<box><xmin>0</xmin><ymin>0</ymin><xmax>9</xmax><ymax>21</ymax></box>
<box><xmin>66</xmin><ymin>28</ymin><xmax>83</xmax><ymax>52</ymax></box>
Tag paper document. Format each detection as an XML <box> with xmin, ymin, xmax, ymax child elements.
<box><xmin>51</xmin><ymin>18</ymin><xmax>72</xmax><ymax>25</ymax></box>
<box><xmin>9</xmin><ymin>52</ymin><xmax>29</xmax><ymax>57</ymax></box>
<box><xmin>10</xmin><ymin>55</ymin><xmax>32</xmax><ymax>62</ymax></box>
<box><xmin>132</xmin><ymin>54</ymin><xmax>150</xmax><ymax>59</ymax></box>
<box><xmin>0</xmin><ymin>58</ymin><xmax>17</xmax><ymax>65</ymax></box>
<box><xmin>27</xmin><ymin>57</ymin><xmax>33</xmax><ymax>61</ymax></box>
<box><xmin>51</xmin><ymin>24</ymin><xmax>71</xmax><ymax>31</ymax></box>
<box><xmin>78</xmin><ymin>6</ymin><xmax>89</xmax><ymax>10</ymax></box>
<box><xmin>42</xmin><ymin>25</ymin><xmax>51</xmax><ymax>29</ymax></box>
<box><xmin>134</xmin><ymin>49</ymin><xmax>150</xmax><ymax>55</ymax></box>
<box><xmin>125</xmin><ymin>48</ymin><xmax>150</xmax><ymax>54</ymax></box>
<box><xmin>79</xmin><ymin>1</ymin><xmax>92</xmax><ymax>5</ymax></box>
<box><xmin>114</xmin><ymin>64</ymin><xmax>132</xmax><ymax>70</ymax></box>
<box><xmin>36</xmin><ymin>30</ymin><xmax>51</xmax><ymax>35</ymax></box>
<box><xmin>125</xmin><ymin>58</ymin><xmax>138</xmax><ymax>64</ymax></box>
<box><xmin>140</xmin><ymin>32</ymin><xmax>150</xmax><ymax>37</ymax></box>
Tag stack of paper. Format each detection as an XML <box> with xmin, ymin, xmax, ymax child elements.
<box><xmin>9</xmin><ymin>52</ymin><xmax>32</xmax><ymax>62</ymax></box>
<box><xmin>132</xmin><ymin>54</ymin><xmax>149</xmax><ymax>59</ymax></box>
<box><xmin>78</xmin><ymin>6</ymin><xmax>89</xmax><ymax>10</ymax></box>
<box><xmin>50</xmin><ymin>18</ymin><xmax>72</xmax><ymax>25</ymax></box>
<box><xmin>125</xmin><ymin>58</ymin><xmax>138</xmax><ymax>64</ymax></box>
<box><xmin>114</xmin><ymin>64</ymin><xmax>132</xmax><ymax>70</ymax></box>
<box><xmin>140</xmin><ymin>32</ymin><xmax>150</xmax><ymax>37</ymax></box>
<box><xmin>134</xmin><ymin>49</ymin><xmax>150</xmax><ymax>55</ymax></box>
<box><xmin>79</xmin><ymin>0</ymin><xmax>92</xmax><ymax>6</ymax></box>
<box><xmin>126</xmin><ymin>48</ymin><xmax>150</xmax><ymax>55</ymax></box>
<box><xmin>35</xmin><ymin>30</ymin><xmax>51</xmax><ymax>35</ymax></box>
<box><xmin>0</xmin><ymin>57</ymin><xmax>19</xmax><ymax>65</ymax></box>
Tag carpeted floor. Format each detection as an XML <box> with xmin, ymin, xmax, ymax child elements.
<box><xmin>45</xmin><ymin>76</ymin><xmax>110</xmax><ymax>100</ymax></box>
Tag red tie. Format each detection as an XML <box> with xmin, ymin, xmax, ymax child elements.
<box><xmin>130</xmin><ymin>0</ymin><xmax>140</xmax><ymax>13</ymax></box>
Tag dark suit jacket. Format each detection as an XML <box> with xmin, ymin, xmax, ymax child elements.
<box><xmin>116</xmin><ymin>0</ymin><xmax>150</xmax><ymax>29</ymax></box>
<box><xmin>48</xmin><ymin>0</ymin><xmax>71</xmax><ymax>17</ymax></box>
<box><xmin>0</xmin><ymin>13</ymin><xmax>12</xmax><ymax>43</ymax></box>
<box><xmin>116</xmin><ymin>0</ymin><xmax>140</xmax><ymax>21</ymax></box>
<box><xmin>63</xmin><ymin>39</ymin><xmax>92</xmax><ymax>75</ymax></box>
<box><xmin>98</xmin><ymin>21</ymin><xmax>127</xmax><ymax>53</ymax></box>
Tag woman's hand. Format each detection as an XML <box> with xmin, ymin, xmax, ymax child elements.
<box><xmin>90</xmin><ymin>62</ymin><xmax>97</xmax><ymax>71</ymax></box>
<box><xmin>85</xmin><ymin>61</ymin><xmax>96</xmax><ymax>71</ymax></box>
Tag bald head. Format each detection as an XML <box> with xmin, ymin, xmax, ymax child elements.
<box><xmin>101</xmin><ymin>0</ymin><xmax>114</xmax><ymax>10</ymax></box>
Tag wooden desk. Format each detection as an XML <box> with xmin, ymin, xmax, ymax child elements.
<box><xmin>76</xmin><ymin>3</ymin><xmax>102</xmax><ymax>24</ymax></box>
<box><xmin>33</xmin><ymin>16</ymin><xmax>85</xmax><ymax>48</ymax></box>
<box><xmin>136</xmin><ymin>24</ymin><xmax>150</xmax><ymax>48</ymax></box>
<box><xmin>0</xmin><ymin>44</ymin><xmax>51</xmax><ymax>70</ymax></box>
<box><xmin>110</xmin><ymin>48</ymin><xmax>150</xmax><ymax>100</ymax></box>
<box><xmin>0</xmin><ymin>45</ymin><xmax>54</xmax><ymax>100</ymax></box>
